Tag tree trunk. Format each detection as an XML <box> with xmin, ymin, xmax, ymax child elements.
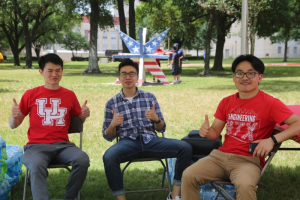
<box><xmin>84</xmin><ymin>0</ymin><xmax>101</xmax><ymax>74</ymax></box>
<box><xmin>118</xmin><ymin>0</ymin><xmax>129</xmax><ymax>53</ymax></box>
<box><xmin>212</xmin><ymin>13</ymin><xmax>226</xmax><ymax>71</ymax></box>
<box><xmin>11</xmin><ymin>46</ymin><xmax>21</xmax><ymax>66</ymax></box>
<box><xmin>283</xmin><ymin>40</ymin><xmax>288</xmax><ymax>62</ymax></box>
<box><xmin>196</xmin><ymin>49</ymin><xmax>199</xmax><ymax>58</ymax></box>
<box><xmin>129</xmin><ymin>0</ymin><xmax>136</xmax><ymax>40</ymax></box>
<box><xmin>200</xmin><ymin>11</ymin><xmax>214</xmax><ymax>75</ymax></box>
<box><xmin>23</xmin><ymin>20</ymin><xmax>33</xmax><ymax>68</ymax></box>
<box><xmin>250</xmin><ymin>17</ymin><xmax>257</xmax><ymax>55</ymax></box>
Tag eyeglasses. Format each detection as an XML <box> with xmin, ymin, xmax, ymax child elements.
<box><xmin>234</xmin><ymin>72</ymin><xmax>258</xmax><ymax>79</ymax></box>
<box><xmin>120</xmin><ymin>72</ymin><xmax>137</xmax><ymax>78</ymax></box>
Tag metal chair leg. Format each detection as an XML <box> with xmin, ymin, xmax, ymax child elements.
<box><xmin>23</xmin><ymin>169</ymin><xmax>29</xmax><ymax>200</ymax></box>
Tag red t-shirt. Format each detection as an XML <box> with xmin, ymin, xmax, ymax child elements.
<box><xmin>214</xmin><ymin>90</ymin><xmax>293</xmax><ymax>166</ymax></box>
<box><xmin>19</xmin><ymin>86</ymin><xmax>82</xmax><ymax>145</ymax></box>
<box><xmin>154</xmin><ymin>49</ymin><xmax>164</xmax><ymax>64</ymax></box>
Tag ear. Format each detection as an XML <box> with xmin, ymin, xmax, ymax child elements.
<box><xmin>39</xmin><ymin>69</ymin><xmax>43</xmax><ymax>75</ymax></box>
<box><xmin>258</xmin><ymin>74</ymin><xmax>263</xmax><ymax>83</ymax></box>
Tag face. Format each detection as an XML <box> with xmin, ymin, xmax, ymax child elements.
<box><xmin>39</xmin><ymin>62</ymin><xmax>63</xmax><ymax>88</ymax></box>
<box><xmin>233</xmin><ymin>61</ymin><xmax>263</xmax><ymax>94</ymax></box>
<box><xmin>119</xmin><ymin>65</ymin><xmax>138</xmax><ymax>90</ymax></box>
<box><xmin>157</xmin><ymin>45</ymin><xmax>161</xmax><ymax>50</ymax></box>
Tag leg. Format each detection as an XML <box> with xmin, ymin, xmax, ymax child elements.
<box><xmin>181</xmin><ymin>150</ymin><xmax>229</xmax><ymax>200</ymax></box>
<box><xmin>143</xmin><ymin>137</ymin><xmax>193</xmax><ymax>197</ymax></box>
<box><xmin>51</xmin><ymin>142</ymin><xmax>90</xmax><ymax>200</ymax></box>
<box><xmin>21</xmin><ymin>144</ymin><xmax>54</xmax><ymax>200</ymax></box>
<box><xmin>229</xmin><ymin>155</ymin><xmax>261</xmax><ymax>200</ymax></box>
<box><xmin>103</xmin><ymin>138</ymin><xmax>142</xmax><ymax>197</ymax></box>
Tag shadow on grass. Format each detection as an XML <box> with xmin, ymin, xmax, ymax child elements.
<box><xmin>257</xmin><ymin>164</ymin><xmax>300</xmax><ymax>200</ymax></box>
<box><xmin>11</xmin><ymin>168</ymin><xmax>170</xmax><ymax>200</ymax></box>
<box><xmin>0</xmin><ymin>88</ymin><xmax>15</xmax><ymax>93</ymax></box>
<box><xmin>0</xmin><ymin>79</ymin><xmax>19</xmax><ymax>82</ymax></box>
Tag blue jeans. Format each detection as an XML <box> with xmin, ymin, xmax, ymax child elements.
<box><xmin>103</xmin><ymin>135</ymin><xmax>193</xmax><ymax>196</ymax></box>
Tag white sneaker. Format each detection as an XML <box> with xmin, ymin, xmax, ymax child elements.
<box><xmin>167</xmin><ymin>192</ymin><xmax>181</xmax><ymax>200</ymax></box>
<box><xmin>172</xmin><ymin>80</ymin><xmax>178</xmax><ymax>84</ymax></box>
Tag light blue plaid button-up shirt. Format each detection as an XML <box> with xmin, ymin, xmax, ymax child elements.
<box><xmin>102</xmin><ymin>88</ymin><xmax>166</xmax><ymax>144</ymax></box>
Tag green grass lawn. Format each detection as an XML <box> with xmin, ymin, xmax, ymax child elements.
<box><xmin>1</xmin><ymin>58</ymin><xmax>300</xmax><ymax>199</ymax></box>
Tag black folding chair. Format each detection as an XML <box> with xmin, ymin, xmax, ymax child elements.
<box><xmin>23</xmin><ymin>116</ymin><xmax>83</xmax><ymax>200</ymax></box>
<box><xmin>210</xmin><ymin>129</ymin><xmax>282</xmax><ymax>200</ymax></box>
<box><xmin>117</xmin><ymin>132</ymin><xmax>172</xmax><ymax>194</ymax></box>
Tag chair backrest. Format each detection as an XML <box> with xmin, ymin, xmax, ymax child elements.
<box><xmin>68</xmin><ymin>115</ymin><xmax>83</xmax><ymax>149</ymax></box>
<box><xmin>259</xmin><ymin>128</ymin><xmax>282</xmax><ymax>178</ymax></box>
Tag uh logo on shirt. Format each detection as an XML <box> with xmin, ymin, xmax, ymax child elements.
<box><xmin>36</xmin><ymin>98</ymin><xmax>67</xmax><ymax>126</ymax></box>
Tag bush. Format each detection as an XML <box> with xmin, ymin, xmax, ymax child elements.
<box><xmin>6</xmin><ymin>55</ymin><xmax>14</xmax><ymax>61</ymax></box>
<box><xmin>185</xmin><ymin>54</ymin><xmax>192</xmax><ymax>57</ymax></box>
<box><xmin>3</xmin><ymin>56</ymin><xmax>7</xmax><ymax>60</ymax></box>
<box><xmin>71</xmin><ymin>57</ymin><xmax>99</xmax><ymax>61</ymax></box>
<box><xmin>184</xmin><ymin>55</ymin><xmax>215</xmax><ymax>61</ymax></box>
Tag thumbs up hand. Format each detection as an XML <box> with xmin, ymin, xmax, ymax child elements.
<box><xmin>81</xmin><ymin>100</ymin><xmax>90</xmax><ymax>118</ymax></box>
<box><xmin>111</xmin><ymin>108</ymin><xmax>123</xmax><ymax>127</ymax></box>
<box><xmin>145</xmin><ymin>103</ymin><xmax>159</xmax><ymax>122</ymax></box>
<box><xmin>199</xmin><ymin>115</ymin><xmax>210</xmax><ymax>138</ymax></box>
<box><xmin>12</xmin><ymin>98</ymin><xmax>21</xmax><ymax>119</ymax></box>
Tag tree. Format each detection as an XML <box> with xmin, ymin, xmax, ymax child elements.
<box><xmin>80</xmin><ymin>0</ymin><xmax>114</xmax><ymax>74</ymax></box>
<box><xmin>60</xmin><ymin>31</ymin><xmax>89</xmax><ymax>58</ymax></box>
<box><xmin>129</xmin><ymin>0</ymin><xmax>136</xmax><ymax>40</ymax></box>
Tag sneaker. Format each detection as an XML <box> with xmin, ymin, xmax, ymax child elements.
<box><xmin>157</xmin><ymin>79</ymin><xmax>161</xmax><ymax>83</ymax></box>
<box><xmin>178</xmin><ymin>79</ymin><xmax>182</xmax><ymax>84</ymax></box>
<box><xmin>153</xmin><ymin>79</ymin><xmax>156</xmax><ymax>82</ymax></box>
<box><xmin>167</xmin><ymin>192</ymin><xmax>181</xmax><ymax>200</ymax></box>
<box><xmin>172</xmin><ymin>80</ymin><xmax>178</xmax><ymax>84</ymax></box>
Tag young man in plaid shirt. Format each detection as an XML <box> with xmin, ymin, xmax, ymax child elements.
<box><xmin>102</xmin><ymin>59</ymin><xmax>192</xmax><ymax>200</ymax></box>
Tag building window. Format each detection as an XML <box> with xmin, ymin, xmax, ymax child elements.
<box><xmin>278</xmin><ymin>42</ymin><xmax>282</xmax><ymax>54</ymax></box>
<box><xmin>103</xmin><ymin>31</ymin><xmax>108</xmax><ymax>51</ymax></box>
<box><xmin>294</xmin><ymin>41</ymin><xmax>298</xmax><ymax>54</ymax></box>
<box><xmin>85</xmin><ymin>30</ymin><xmax>89</xmax><ymax>42</ymax></box>
<box><xmin>45</xmin><ymin>44</ymin><xmax>52</xmax><ymax>50</ymax></box>
<box><xmin>111</xmin><ymin>32</ymin><xmax>116</xmax><ymax>50</ymax></box>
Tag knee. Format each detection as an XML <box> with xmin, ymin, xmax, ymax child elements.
<box><xmin>180</xmin><ymin>141</ymin><xmax>193</xmax><ymax>155</ymax></box>
<box><xmin>234</xmin><ymin>180</ymin><xmax>257</xmax><ymax>193</ymax></box>
<box><xmin>182</xmin><ymin>166</ymin><xmax>195</xmax><ymax>185</ymax></box>
<box><xmin>73</xmin><ymin>151</ymin><xmax>90</xmax><ymax>168</ymax></box>
<box><xmin>103</xmin><ymin>149</ymin><xmax>118</xmax><ymax>166</ymax></box>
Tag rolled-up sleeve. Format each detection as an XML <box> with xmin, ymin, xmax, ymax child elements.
<box><xmin>102</xmin><ymin>99</ymin><xmax>115</xmax><ymax>142</ymax></box>
<box><xmin>152</xmin><ymin>95</ymin><xmax>166</xmax><ymax>133</ymax></box>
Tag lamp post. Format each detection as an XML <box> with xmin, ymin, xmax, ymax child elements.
<box><xmin>241</xmin><ymin>0</ymin><xmax>248</xmax><ymax>55</ymax></box>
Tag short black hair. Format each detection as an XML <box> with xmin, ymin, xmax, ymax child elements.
<box><xmin>172</xmin><ymin>46</ymin><xmax>177</xmax><ymax>50</ymax></box>
<box><xmin>232</xmin><ymin>54</ymin><xmax>265</xmax><ymax>74</ymax></box>
<box><xmin>118</xmin><ymin>59</ymin><xmax>139</xmax><ymax>74</ymax></box>
<box><xmin>38</xmin><ymin>53</ymin><xmax>63</xmax><ymax>71</ymax></box>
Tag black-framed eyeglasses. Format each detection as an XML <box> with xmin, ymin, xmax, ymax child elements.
<box><xmin>234</xmin><ymin>72</ymin><xmax>258</xmax><ymax>79</ymax></box>
<box><xmin>120</xmin><ymin>72</ymin><xmax>137</xmax><ymax>78</ymax></box>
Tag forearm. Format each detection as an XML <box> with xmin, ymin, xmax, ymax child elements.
<box><xmin>274</xmin><ymin>121</ymin><xmax>300</xmax><ymax>143</ymax></box>
<box><xmin>206</xmin><ymin>127</ymin><xmax>220</xmax><ymax>141</ymax></box>
<box><xmin>9</xmin><ymin>115</ymin><xmax>24</xmax><ymax>129</ymax></box>
<box><xmin>154</xmin><ymin>120</ymin><xmax>164</xmax><ymax>131</ymax></box>
<box><xmin>105</xmin><ymin>124</ymin><xmax>117</xmax><ymax>139</ymax></box>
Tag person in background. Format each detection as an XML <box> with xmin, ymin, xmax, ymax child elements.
<box><xmin>170</xmin><ymin>46</ymin><xmax>180</xmax><ymax>84</ymax></box>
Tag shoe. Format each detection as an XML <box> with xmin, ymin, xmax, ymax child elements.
<box><xmin>157</xmin><ymin>79</ymin><xmax>161</xmax><ymax>83</ymax></box>
<box><xmin>167</xmin><ymin>192</ymin><xmax>181</xmax><ymax>200</ymax></box>
<box><xmin>178</xmin><ymin>79</ymin><xmax>182</xmax><ymax>84</ymax></box>
<box><xmin>172</xmin><ymin>80</ymin><xmax>178</xmax><ymax>84</ymax></box>
<box><xmin>153</xmin><ymin>79</ymin><xmax>156</xmax><ymax>82</ymax></box>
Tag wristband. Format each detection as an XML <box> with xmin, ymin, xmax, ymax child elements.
<box><xmin>154</xmin><ymin>116</ymin><xmax>161</xmax><ymax>124</ymax></box>
<box><xmin>271</xmin><ymin>135</ymin><xmax>278</xmax><ymax>145</ymax></box>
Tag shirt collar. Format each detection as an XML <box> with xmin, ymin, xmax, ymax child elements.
<box><xmin>119</xmin><ymin>87</ymin><xmax>140</xmax><ymax>100</ymax></box>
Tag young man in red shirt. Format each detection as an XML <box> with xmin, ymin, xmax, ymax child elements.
<box><xmin>181</xmin><ymin>54</ymin><xmax>300</xmax><ymax>200</ymax></box>
<box><xmin>9</xmin><ymin>53</ymin><xmax>90</xmax><ymax>200</ymax></box>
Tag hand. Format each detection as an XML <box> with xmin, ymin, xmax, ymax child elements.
<box><xmin>145</xmin><ymin>103</ymin><xmax>159</xmax><ymax>122</ymax></box>
<box><xmin>111</xmin><ymin>108</ymin><xmax>123</xmax><ymax>127</ymax></box>
<box><xmin>81</xmin><ymin>100</ymin><xmax>90</xmax><ymax>118</ymax></box>
<box><xmin>252</xmin><ymin>138</ymin><xmax>274</xmax><ymax>158</ymax></box>
<box><xmin>199</xmin><ymin>115</ymin><xmax>210</xmax><ymax>137</ymax></box>
<box><xmin>12</xmin><ymin>98</ymin><xmax>21</xmax><ymax>119</ymax></box>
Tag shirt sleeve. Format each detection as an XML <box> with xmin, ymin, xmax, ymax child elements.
<box><xmin>151</xmin><ymin>94</ymin><xmax>166</xmax><ymax>133</ymax></box>
<box><xmin>102</xmin><ymin>99</ymin><xmax>115</xmax><ymax>142</ymax></box>
<box><xmin>70</xmin><ymin>92</ymin><xmax>82</xmax><ymax>116</ymax></box>
<box><xmin>19</xmin><ymin>90</ymin><xmax>30</xmax><ymax>116</ymax></box>
<box><xmin>270</xmin><ymin>99</ymin><xmax>294</xmax><ymax>125</ymax></box>
<box><xmin>172</xmin><ymin>53</ymin><xmax>176</xmax><ymax>60</ymax></box>
<box><xmin>214</xmin><ymin>98</ymin><xmax>226</xmax><ymax>122</ymax></box>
